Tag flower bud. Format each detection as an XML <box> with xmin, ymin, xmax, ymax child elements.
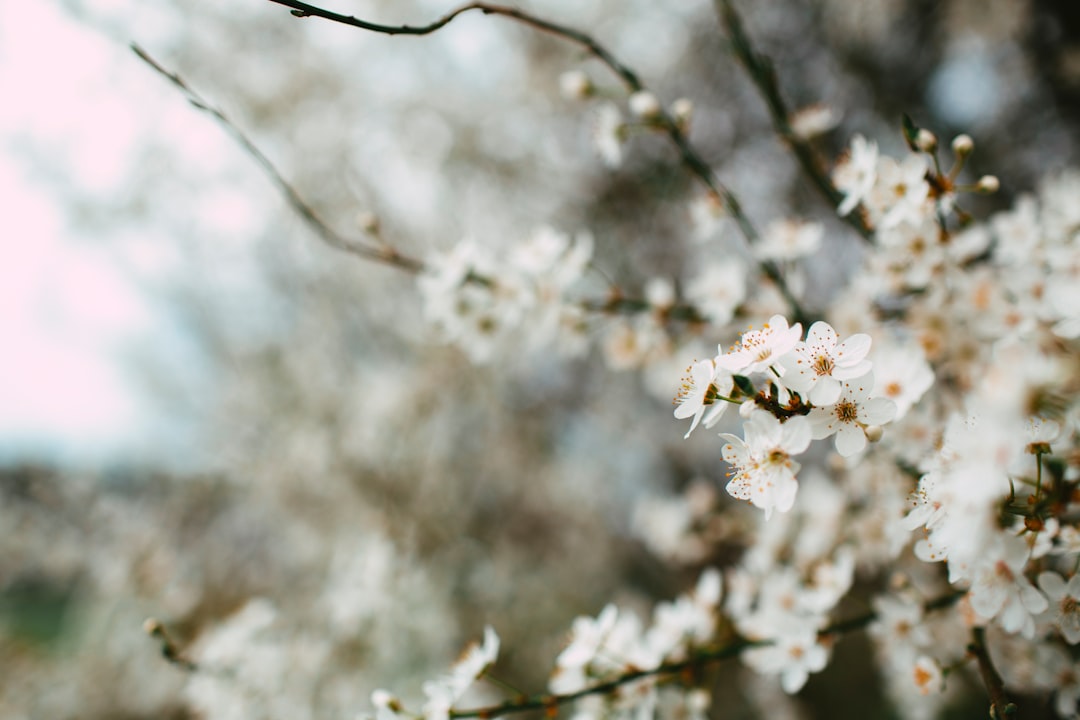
<box><xmin>915</xmin><ymin>129</ymin><xmax>937</xmax><ymax>153</ymax></box>
<box><xmin>975</xmin><ymin>175</ymin><xmax>1000</xmax><ymax>194</ymax></box>
<box><xmin>951</xmin><ymin>133</ymin><xmax>974</xmax><ymax>157</ymax></box>
<box><xmin>671</xmin><ymin>98</ymin><xmax>694</xmax><ymax>128</ymax></box>
<box><xmin>645</xmin><ymin>277</ymin><xmax>675</xmax><ymax>309</ymax></box>
<box><xmin>789</xmin><ymin>103</ymin><xmax>839</xmax><ymax>139</ymax></box>
<box><xmin>559</xmin><ymin>70</ymin><xmax>592</xmax><ymax>100</ymax></box>
<box><xmin>629</xmin><ymin>91</ymin><xmax>661</xmax><ymax>120</ymax></box>
<box><xmin>356</xmin><ymin>211</ymin><xmax>380</xmax><ymax>235</ymax></box>
<box><xmin>864</xmin><ymin>424</ymin><xmax>884</xmax><ymax>443</ymax></box>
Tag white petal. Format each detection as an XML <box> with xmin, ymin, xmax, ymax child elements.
<box><xmin>807</xmin><ymin>408</ymin><xmax>838</xmax><ymax>439</ymax></box>
<box><xmin>809</xmin><ymin>377</ymin><xmax>842</xmax><ymax>406</ymax></box>
<box><xmin>781</xmin><ymin>667</ymin><xmax>809</xmax><ymax>694</ymax></box>
<box><xmin>1039</xmin><ymin>571</ymin><xmax>1067</xmax><ymax>600</ymax></box>
<box><xmin>834</xmin><ymin>424</ymin><xmax>867</xmax><ymax>457</ymax></box>
<box><xmin>834</xmin><ymin>333</ymin><xmax>871</xmax><ymax>363</ymax></box>
<box><xmin>861</xmin><ymin>397</ymin><xmax>897</xmax><ymax>425</ymax></box>
<box><xmin>781</xmin><ymin>416</ymin><xmax>813</xmax><ymax>454</ymax></box>
<box><xmin>1021</xmin><ymin>584</ymin><xmax>1049</xmax><ymax>614</ymax></box>
<box><xmin>832</xmin><ymin>359</ymin><xmax>872</xmax><ymax>380</ymax></box>
<box><xmin>806</xmin><ymin>321</ymin><xmax>837</xmax><ymax>349</ymax></box>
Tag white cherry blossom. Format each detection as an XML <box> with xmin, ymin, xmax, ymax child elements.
<box><xmin>674</xmin><ymin>359</ymin><xmax>734</xmax><ymax>438</ymax></box>
<box><xmin>1038</xmin><ymin>572</ymin><xmax>1080</xmax><ymax>644</ymax></box>
<box><xmin>806</xmin><ymin>372</ymin><xmax>896</xmax><ymax>456</ymax></box>
<box><xmin>715</xmin><ymin>314</ymin><xmax>802</xmax><ymax>376</ymax></box>
<box><xmin>834</xmin><ymin>134</ymin><xmax>879</xmax><ymax>217</ymax></box>
<box><xmin>720</xmin><ymin>412</ymin><xmax>811</xmax><ymax>519</ymax></box>
<box><xmin>779</xmin><ymin>321</ymin><xmax>872</xmax><ymax>406</ymax></box>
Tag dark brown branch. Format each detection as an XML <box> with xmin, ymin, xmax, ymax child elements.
<box><xmin>131</xmin><ymin>43</ymin><xmax>426</xmax><ymax>274</ymax></box>
<box><xmin>968</xmin><ymin>627</ymin><xmax>1017</xmax><ymax>719</ymax></box>
<box><xmin>452</xmin><ymin>638</ymin><xmax>758</xmax><ymax>719</ymax></box>
<box><xmin>714</xmin><ymin>0</ymin><xmax>874</xmax><ymax>245</ymax></box>
<box><xmin>131</xmin><ymin>44</ymin><xmax>714</xmax><ymax>328</ymax></box>
<box><xmin>264</xmin><ymin>0</ymin><xmax>810</xmax><ymax>326</ymax></box>
<box><xmin>447</xmin><ymin>589</ymin><xmax>965</xmax><ymax>720</ymax></box>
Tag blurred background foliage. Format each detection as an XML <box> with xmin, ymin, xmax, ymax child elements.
<box><xmin>3</xmin><ymin>0</ymin><xmax>1080</xmax><ymax>717</ymax></box>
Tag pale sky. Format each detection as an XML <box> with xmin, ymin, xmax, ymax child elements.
<box><xmin>0</xmin><ymin>0</ymin><xmax>189</xmax><ymax>466</ymax></box>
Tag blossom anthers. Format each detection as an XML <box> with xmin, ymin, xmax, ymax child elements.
<box><xmin>720</xmin><ymin>412</ymin><xmax>811</xmax><ymax>519</ymax></box>
<box><xmin>869</xmin><ymin>340</ymin><xmax>934</xmax><ymax>420</ymax></box>
<box><xmin>674</xmin><ymin>360</ymin><xmax>733</xmax><ymax>438</ymax></box>
<box><xmin>741</xmin><ymin>626</ymin><xmax>829</xmax><ymax>694</ymax></box>
<box><xmin>968</xmin><ymin>536</ymin><xmax>1047</xmax><ymax>638</ymax></box>
<box><xmin>779</xmin><ymin>321</ymin><xmax>871</xmax><ymax>406</ymax></box>
<box><xmin>807</xmin><ymin>372</ymin><xmax>896</xmax><ymax>457</ymax></box>
<box><xmin>715</xmin><ymin>315</ymin><xmax>802</xmax><ymax>375</ymax></box>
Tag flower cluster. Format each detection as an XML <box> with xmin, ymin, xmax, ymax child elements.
<box><xmin>677</xmin><ymin>317</ymin><xmax>898</xmax><ymax>518</ymax></box>
<box><xmin>550</xmin><ymin>569</ymin><xmax>722</xmax><ymax>714</ymax></box>
<box><xmin>417</xmin><ymin>227</ymin><xmax>593</xmax><ymax>363</ymax></box>
<box><xmin>374</xmin><ymin>627</ymin><xmax>500</xmax><ymax>720</ymax></box>
<box><xmin>658</xmin><ymin>135</ymin><xmax>1080</xmax><ymax>714</ymax></box>
<box><xmin>373</xmin><ymin>115</ymin><xmax>1080</xmax><ymax>719</ymax></box>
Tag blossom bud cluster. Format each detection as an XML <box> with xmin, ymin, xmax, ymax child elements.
<box><xmin>417</xmin><ymin>227</ymin><xmax>593</xmax><ymax>363</ymax></box>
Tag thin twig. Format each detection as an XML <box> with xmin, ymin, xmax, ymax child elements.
<box><xmin>143</xmin><ymin>618</ymin><xmax>198</xmax><ymax>673</ymax></box>
<box><xmin>133</xmin><ymin>44</ymin><xmax>714</xmax><ymax>329</ymax></box>
<box><xmin>714</xmin><ymin>0</ymin><xmax>874</xmax><ymax>245</ymax></box>
<box><xmin>446</xmin><ymin>589</ymin><xmax>965</xmax><ymax>719</ymax></box>
<box><xmin>968</xmin><ymin>627</ymin><xmax>1017</xmax><ymax>719</ymax></box>
<box><xmin>131</xmin><ymin>43</ymin><xmax>425</xmax><ymax>274</ymax></box>
<box><xmin>264</xmin><ymin>0</ymin><xmax>810</xmax><ymax>326</ymax></box>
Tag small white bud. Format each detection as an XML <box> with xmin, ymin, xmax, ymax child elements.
<box><xmin>671</xmin><ymin>98</ymin><xmax>694</xmax><ymax>127</ymax></box>
<box><xmin>915</xmin><ymin>128</ymin><xmax>937</xmax><ymax>152</ymax></box>
<box><xmin>559</xmin><ymin>70</ymin><xmax>592</xmax><ymax>100</ymax></box>
<box><xmin>356</xmin><ymin>211</ymin><xmax>380</xmax><ymax>235</ymax></box>
<box><xmin>645</xmin><ymin>277</ymin><xmax>675</xmax><ymax>309</ymax></box>
<box><xmin>789</xmin><ymin>103</ymin><xmax>840</xmax><ymax>140</ymax></box>
<box><xmin>951</xmin><ymin>133</ymin><xmax>974</xmax><ymax>156</ymax></box>
<box><xmin>687</xmin><ymin>689</ymin><xmax>711</xmax><ymax>714</ymax></box>
<box><xmin>143</xmin><ymin>618</ymin><xmax>162</xmax><ymax>635</ymax></box>
<box><xmin>975</xmin><ymin>175</ymin><xmax>1000</xmax><ymax>193</ymax></box>
<box><xmin>864</xmin><ymin>425</ymin><xmax>884</xmax><ymax>443</ymax></box>
<box><xmin>629</xmin><ymin>91</ymin><xmax>662</xmax><ymax>120</ymax></box>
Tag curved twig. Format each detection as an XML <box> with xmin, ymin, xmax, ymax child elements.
<box><xmin>131</xmin><ymin>43</ymin><xmax>425</xmax><ymax>274</ymax></box>
<box><xmin>714</xmin><ymin>0</ymin><xmax>874</xmax><ymax>245</ymax></box>
<box><xmin>264</xmin><ymin>0</ymin><xmax>809</xmax><ymax>325</ymax></box>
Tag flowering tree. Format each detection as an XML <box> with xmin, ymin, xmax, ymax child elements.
<box><xmin>9</xmin><ymin>1</ymin><xmax>1080</xmax><ymax>718</ymax></box>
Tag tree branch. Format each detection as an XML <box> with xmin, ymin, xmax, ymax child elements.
<box><xmin>264</xmin><ymin>0</ymin><xmax>810</xmax><ymax>326</ymax></box>
<box><xmin>714</xmin><ymin>0</ymin><xmax>875</xmax><ymax>245</ymax></box>
<box><xmin>968</xmin><ymin>626</ymin><xmax>1016</xmax><ymax>719</ymax></box>
<box><xmin>133</xmin><ymin>44</ymin><xmax>719</xmax><ymax>329</ymax></box>
<box><xmin>131</xmin><ymin>43</ymin><xmax>426</xmax><ymax>274</ymax></box>
<box><xmin>447</xmin><ymin>589</ymin><xmax>965</xmax><ymax>719</ymax></box>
